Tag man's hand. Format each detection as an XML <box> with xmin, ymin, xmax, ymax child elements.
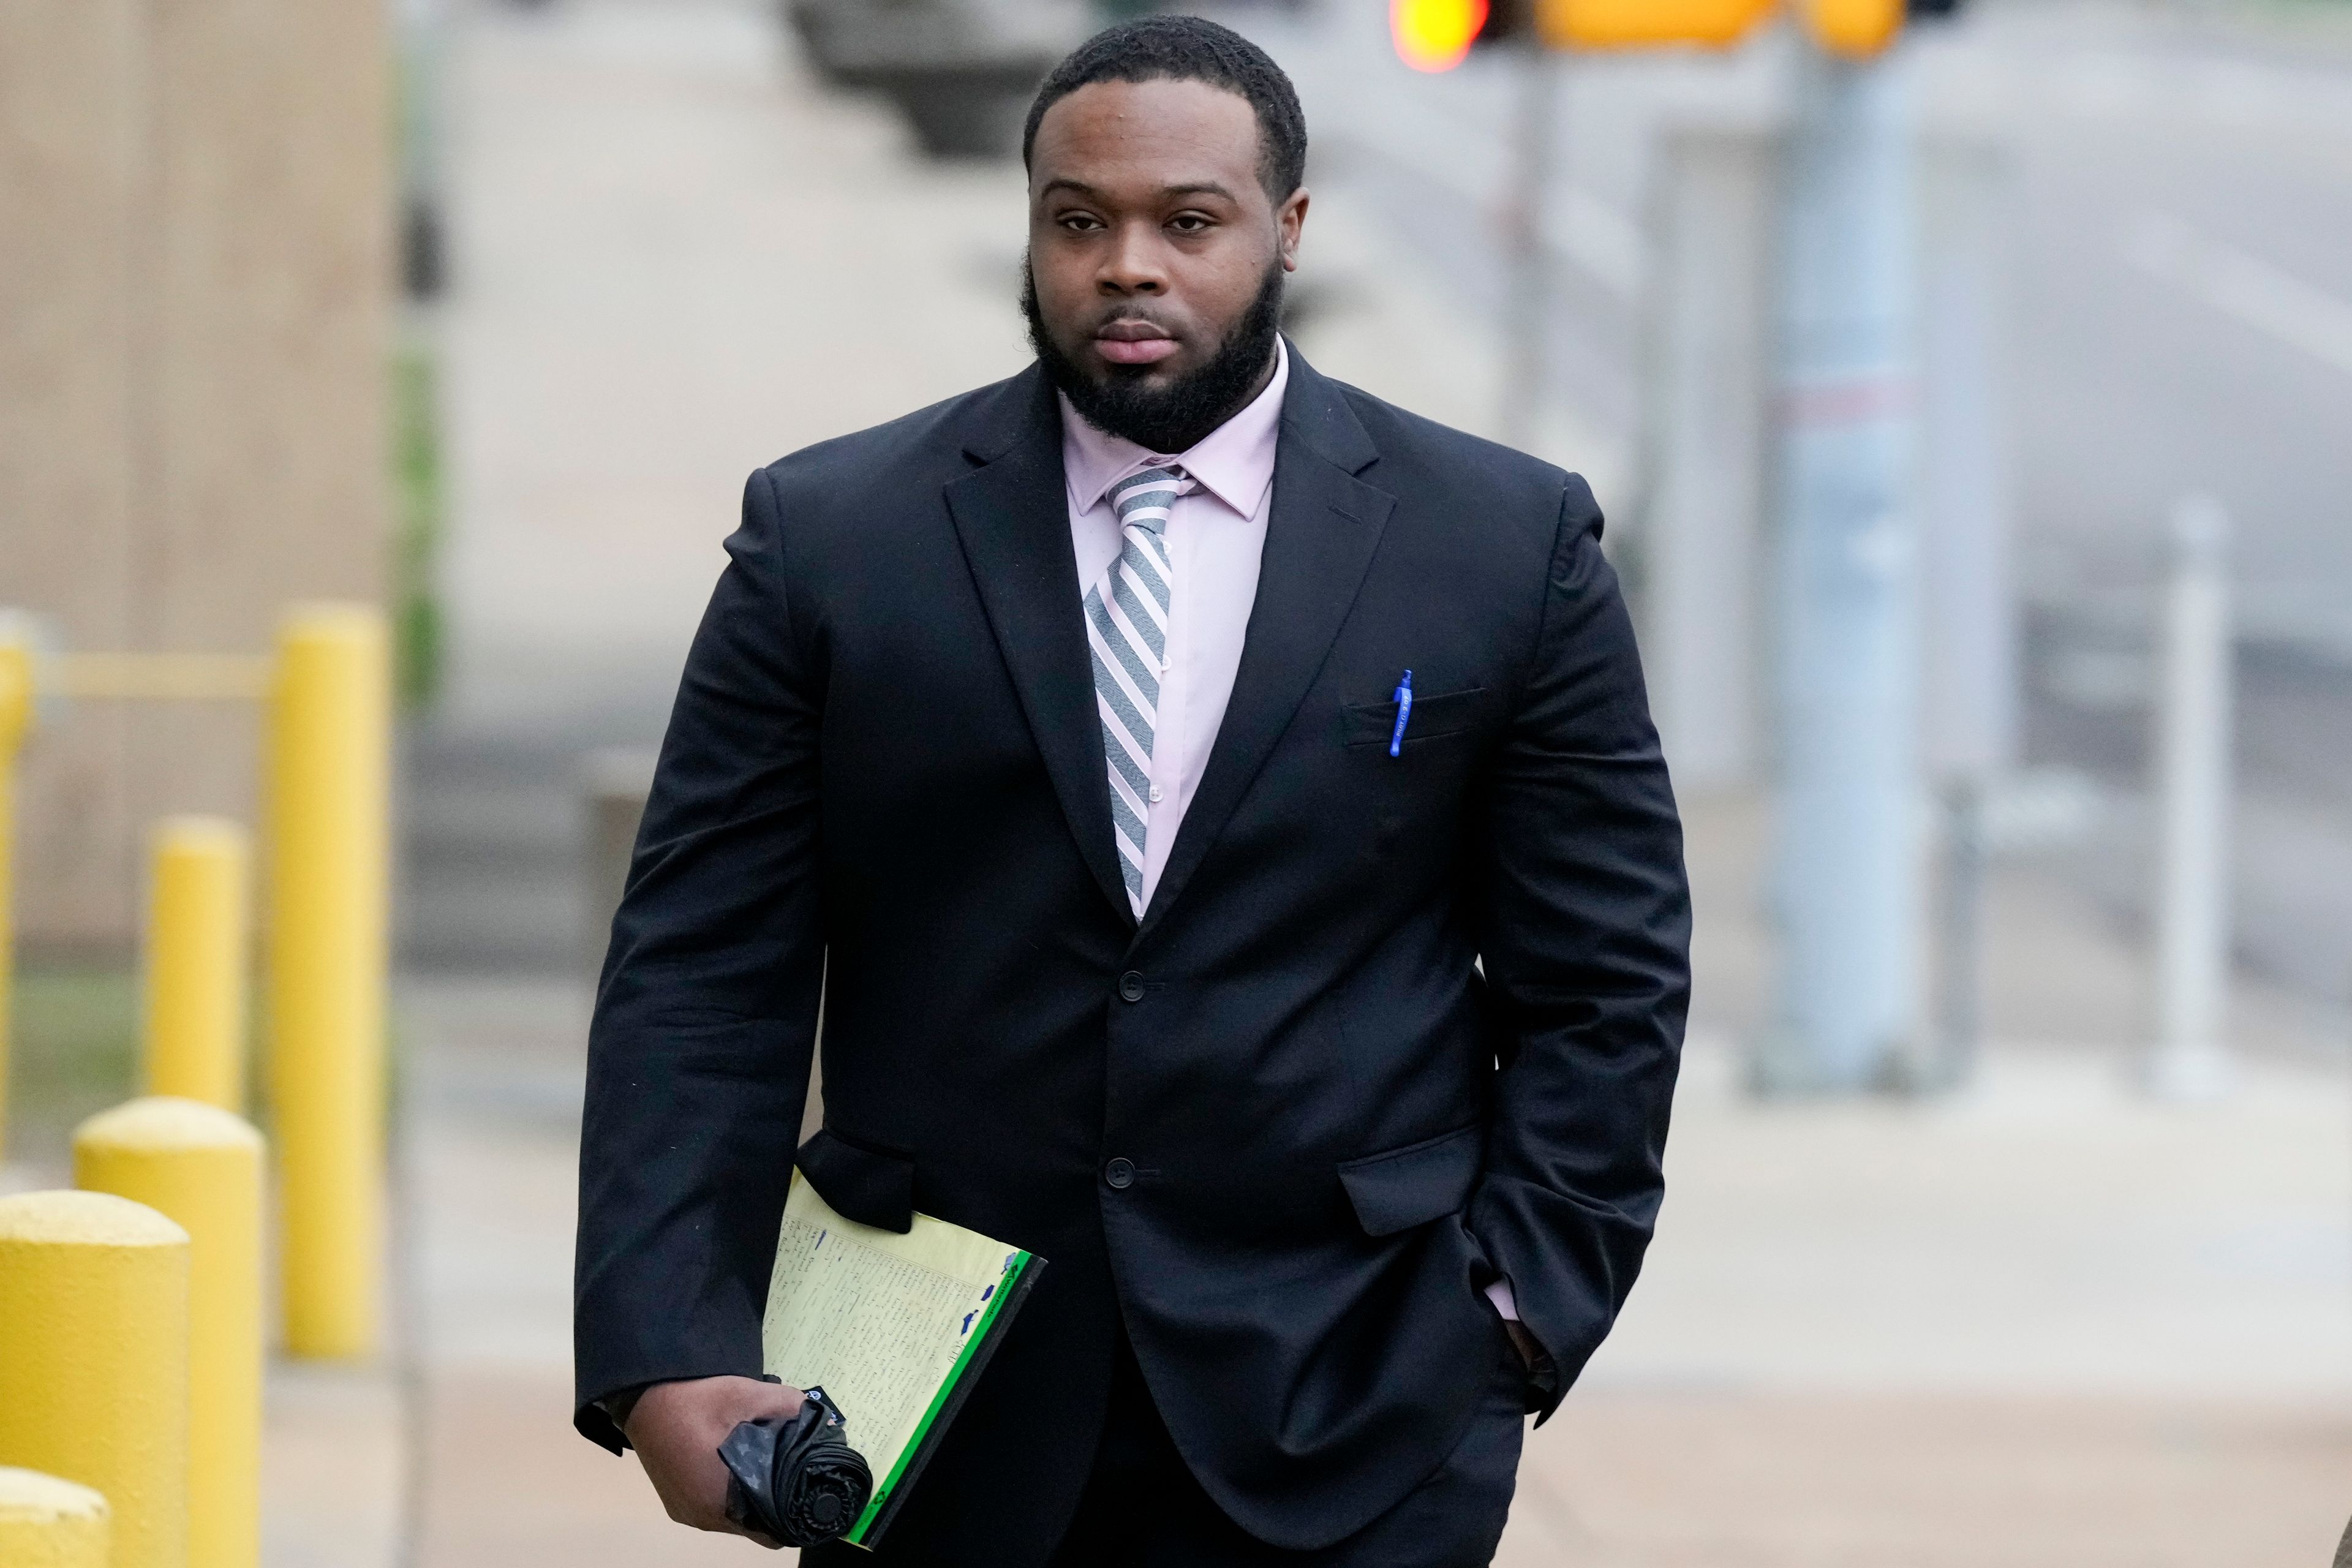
<box><xmin>623</xmin><ymin>1375</ymin><xmax>805</xmax><ymax>1542</ymax></box>
<box><xmin>1498</xmin><ymin>1318</ymin><xmax>1560</xmax><ymax>1411</ymax></box>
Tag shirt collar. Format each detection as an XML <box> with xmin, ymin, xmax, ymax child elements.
<box><xmin>1059</xmin><ymin>336</ymin><xmax>1289</xmax><ymax>521</ymax></box>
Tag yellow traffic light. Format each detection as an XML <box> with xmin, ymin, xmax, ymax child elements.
<box><xmin>1800</xmin><ymin>0</ymin><xmax>1904</xmax><ymax>56</ymax></box>
<box><xmin>1391</xmin><ymin>0</ymin><xmax>1491</xmax><ymax>72</ymax></box>
<box><xmin>1539</xmin><ymin>0</ymin><xmax>1779</xmax><ymax>48</ymax></box>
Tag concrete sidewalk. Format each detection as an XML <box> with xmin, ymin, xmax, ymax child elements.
<box><xmin>371</xmin><ymin>1</ymin><xmax>2352</xmax><ymax>1566</ymax></box>
<box><xmin>383</xmin><ymin>973</ymin><xmax>2352</xmax><ymax>1568</ymax></box>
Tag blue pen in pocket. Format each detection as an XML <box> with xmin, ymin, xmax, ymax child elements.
<box><xmin>1387</xmin><ymin>669</ymin><xmax>1413</xmax><ymax>758</ymax></box>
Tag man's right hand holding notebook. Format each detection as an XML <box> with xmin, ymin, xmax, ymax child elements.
<box><xmin>624</xmin><ymin>1375</ymin><xmax>803</xmax><ymax>1544</ymax></box>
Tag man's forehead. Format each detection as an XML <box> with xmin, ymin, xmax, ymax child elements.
<box><xmin>1030</xmin><ymin>77</ymin><xmax>1261</xmax><ymax>188</ymax></box>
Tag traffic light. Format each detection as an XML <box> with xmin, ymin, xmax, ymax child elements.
<box><xmin>1394</xmin><ymin>0</ymin><xmax>1943</xmax><ymax>65</ymax></box>
<box><xmin>1390</xmin><ymin>0</ymin><xmax>1551</xmax><ymax>71</ymax></box>
<box><xmin>1389</xmin><ymin>0</ymin><xmax>1491</xmax><ymax>72</ymax></box>
<box><xmin>1796</xmin><ymin>0</ymin><xmax>1902</xmax><ymax>56</ymax></box>
<box><xmin>1537</xmin><ymin>0</ymin><xmax>1777</xmax><ymax>48</ymax></box>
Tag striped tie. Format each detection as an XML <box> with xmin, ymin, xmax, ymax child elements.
<box><xmin>1086</xmin><ymin>465</ymin><xmax>1191</xmax><ymax>907</ymax></box>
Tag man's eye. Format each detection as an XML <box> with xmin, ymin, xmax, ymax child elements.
<box><xmin>1058</xmin><ymin>213</ymin><xmax>1104</xmax><ymax>232</ymax></box>
<box><xmin>1169</xmin><ymin>215</ymin><xmax>1211</xmax><ymax>233</ymax></box>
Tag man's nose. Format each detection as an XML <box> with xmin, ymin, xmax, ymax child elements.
<box><xmin>1098</xmin><ymin>222</ymin><xmax>1169</xmax><ymax>295</ymax></box>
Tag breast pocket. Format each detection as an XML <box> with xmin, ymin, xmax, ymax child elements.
<box><xmin>1340</xmin><ymin>686</ymin><xmax>1497</xmax><ymax>750</ymax></box>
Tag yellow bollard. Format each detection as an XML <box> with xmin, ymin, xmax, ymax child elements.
<box><xmin>0</xmin><ymin>1190</ymin><xmax>190</xmax><ymax>1568</ymax></box>
<box><xmin>0</xmin><ymin>630</ymin><xmax>33</xmax><ymax>1161</ymax></box>
<box><xmin>266</xmin><ymin>604</ymin><xmax>390</xmax><ymax>1359</ymax></box>
<box><xmin>75</xmin><ymin>1099</ymin><xmax>263</xmax><ymax>1568</ymax></box>
<box><xmin>0</xmin><ymin>1466</ymin><xmax>111</xmax><ymax>1567</ymax></box>
<box><xmin>143</xmin><ymin>819</ymin><xmax>252</xmax><ymax>1112</ymax></box>
<box><xmin>0</xmin><ymin>1468</ymin><xmax>110</xmax><ymax>1568</ymax></box>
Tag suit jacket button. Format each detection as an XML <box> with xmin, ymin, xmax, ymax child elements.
<box><xmin>1103</xmin><ymin>1158</ymin><xmax>1135</xmax><ymax>1190</ymax></box>
<box><xmin>1118</xmin><ymin>971</ymin><xmax>1145</xmax><ymax>1003</ymax></box>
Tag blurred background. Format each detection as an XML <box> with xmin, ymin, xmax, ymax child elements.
<box><xmin>2</xmin><ymin>0</ymin><xmax>2350</xmax><ymax>1562</ymax></box>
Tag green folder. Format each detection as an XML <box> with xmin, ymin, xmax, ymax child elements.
<box><xmin>761</xmin><ymin>1170</ymin><xmax>1044</xmax><ymax>1548</ymax></box>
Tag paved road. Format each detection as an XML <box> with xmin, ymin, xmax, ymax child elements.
<box><xmin>1223</xmin><ymin>0</ymin><xmax>2352</xmax><ymax>1011</ymax></box>
<box><xmin>1240</xmin><ymin>0</ymin><xmax>2352</xmax><ymax>626</ymax></box>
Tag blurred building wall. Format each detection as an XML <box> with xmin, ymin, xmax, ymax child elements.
<box><xmin>0</xmin><ymin>0</ymin><xmax>391</xmax><ymax>951</ymax></box>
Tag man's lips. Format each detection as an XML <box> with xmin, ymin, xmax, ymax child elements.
<box><xmin>1094</xmin><ymin>320</ymin><xmax>1179</xmax><ymax>366</ymax></box>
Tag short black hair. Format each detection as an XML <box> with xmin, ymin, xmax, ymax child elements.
<box><xmin>1022</xmin><ymin>17</ymin><xmax>1308</xmax><ymax>205</ymax></box>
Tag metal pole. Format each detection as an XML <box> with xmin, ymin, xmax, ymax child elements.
<box><xmin>0</xmin><ymin>631</ymin><xmax>29</xmax><ymax>1159</ymax></box>
<box><xmin>1499</xmin><ymin>43</ymin><xmax>1557</xmax><ymax>451</ymax></box>
<box><xmin>1933</xmin><ymin>777</ymin><xmax>1984</xmax><ymax>1089</ymax></box>
<box><xmin>2146</xmin><ymin>494</ymin><xmax>2233</xmax><ymax>1099</ymax></box>
<box><xmin>1756</xmin><ymin>42</ymin><xmax>1924</xmax><ymax>1093</ymax></box>
<box><xmin>1915</xmin><ymin>133</ymin><xmax>2016</xmax><ymax>1096</ymax></box>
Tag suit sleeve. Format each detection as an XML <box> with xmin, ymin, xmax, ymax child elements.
<box><xmin>572</xmin><ymin>467</ymin><xmax>827</xmax><ymax>1452</ymax></box>
<box><xmin>1468</xmin><ymin>476</ymin><xmax>1692</xmax><ymax>1421</ymax></box>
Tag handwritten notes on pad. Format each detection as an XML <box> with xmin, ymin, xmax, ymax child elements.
<box><xmin>761</xmin><ymin>1171</ymin><xmax>1042</xmax><ymax>1546</ymax></box>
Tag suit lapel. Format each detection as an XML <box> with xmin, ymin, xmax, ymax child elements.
<box><xmin>1136</xmin><ymin>350</ymin><xmax>1393</xmax><ymax>944</ymax></box>
<box><xmin>943</xmin><ymin>368</ymin><xmax>1133</xmax><ymax>924</ymax></box>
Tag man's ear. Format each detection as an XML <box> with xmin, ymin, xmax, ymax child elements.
<box><xmin>1278</xmin><ymin>187</ymin><xmax>1310</xmax><ymax>272</ymax></box>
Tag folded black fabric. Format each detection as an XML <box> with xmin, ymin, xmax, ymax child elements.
<box><xmin>719</xmin><ymin>1387</ymin><xmax>875</xmax><ymax>1548</ymax></box>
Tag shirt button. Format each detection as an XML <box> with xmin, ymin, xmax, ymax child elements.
<box><xmin>1148</xmin><ymin>785</ymin><xmax>1163</xmax><ymax>804</ymax></box>
<box><xmin>1118</xmin><ymin>971</ymin><xmax>1146</xmax><ymax>1003</ymax></box>
<box><xmin>1104</xmin><ymin>1157</ymin><xmax>1136</xmax><ymax>1190</ymax></box>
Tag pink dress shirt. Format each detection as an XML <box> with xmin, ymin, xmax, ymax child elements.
<box><xmin>1061</xmin><ymin>339</ymin><xmax>1287</xmax><ymax>921</ymax></box>
<box><xmin>1057</xmin><ymin>341</ymin><xmax>1523</xmax><ymax>1329</ymax></box>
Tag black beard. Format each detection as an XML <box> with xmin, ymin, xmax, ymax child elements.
<box><xmin>1022</xmin><ymin>259</ymin><xmax>1285</xmax><ymax>455</ymax></box>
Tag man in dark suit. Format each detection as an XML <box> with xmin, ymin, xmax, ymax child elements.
<box><xmin>574</xmin><ymin>17</ymin><xmax>1689</xmax><ymax>1566</ymax></box>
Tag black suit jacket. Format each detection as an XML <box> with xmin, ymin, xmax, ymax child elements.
<box><xmin>573</xmin><ymin>345</ymin><xmax>1690</xmax><ymax>1561</ymax></box>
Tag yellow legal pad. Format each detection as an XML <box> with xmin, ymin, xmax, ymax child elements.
<box><xmin>761</xmin><ymin>1171</ymin><xmax>1044</xmax><ymax>1548</ymax></box>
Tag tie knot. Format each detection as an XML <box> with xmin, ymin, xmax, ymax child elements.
<box><xmin>1109</xmin><ymin>465</ymin><xmax>1189</xmax><ymax>536</ymax></box>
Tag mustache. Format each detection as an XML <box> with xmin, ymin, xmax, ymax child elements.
<box><xmin>1084</xmin><ymin>304</ymin><xmax>1181</xmax><ymax>336</ymax></box>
